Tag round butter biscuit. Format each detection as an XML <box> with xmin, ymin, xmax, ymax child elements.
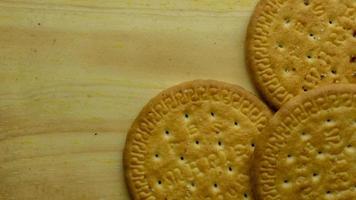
<box><xmin>124</xmin><ymin>80</ymin><xmax>272</xmax><ymax>200</ymax></box>
<box><xmin>246</xmin><ymin>0</ymin><xmax>356</xmax><ymax>109</ymax></box>
<box><xmin>253</xmin><ymin>84</ymin><xmax>356</xmax><ymax>199</ymax></box>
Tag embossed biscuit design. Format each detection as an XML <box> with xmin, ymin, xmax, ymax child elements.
<box><xmin>246</xmin><ymin>0</ymin><xmax>356</xmax><ymax>109</ymax></box>
<box><xmin>253</xmin><ymin>84</ymin><xmax>356</xmax><ymax>200</ymax></box>
<box><xmin>123</xmin><ymin>80</ymin><xmax>272</xmax><ymax>200</ymax></box>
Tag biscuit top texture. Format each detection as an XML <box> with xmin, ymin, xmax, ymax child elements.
<box><xmin>246</xmin><ymin>0</ymin><xmax>356</xmax><ymax>109</ymax></box>
<box><xmin>253</xmin><ymin>84</ymin><xmax>356</xmax><ymax>200</ymax></box>
<box><xmin>123</xmin><ymin>80</ymin><xmax>272</xmax><ymax>200</ymax></box>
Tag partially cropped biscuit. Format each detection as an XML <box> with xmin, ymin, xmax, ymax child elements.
<box><xmin>246</xmin><ymin>0</ymin><xmax>356</xmax><ymax>109</ymax></box>
<box><xmin>123</xmin><ymin>80</ymin><xmax>272</xmax><ymax>200</ymax></box>
<box><xmin>253</xmin><ymin>84</ymin><xmax>356</xmax><ymax>199</ymax></box>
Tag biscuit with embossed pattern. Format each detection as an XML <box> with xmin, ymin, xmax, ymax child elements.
<box><xmin>246</xmin><ymin>0</ymin><xmax>356</xmax><ymax>109</ymax></box>
<box><xmin>123</xmin><ymin>80</ymin><xmax>272</xmax><ymax>200</ymax></box>
<box><xmin>253</xmin><ymin>84</ymin><xmax>356</xmax><ymax>200</ymax></box>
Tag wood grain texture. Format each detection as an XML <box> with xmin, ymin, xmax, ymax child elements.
<box><xmin>0</xmin><ymin>0</ymin><xmax>258</xmax><ymax>199</ymax></box>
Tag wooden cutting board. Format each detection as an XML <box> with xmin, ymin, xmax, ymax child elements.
<box><xmin>0</xmin><ymin>0</ymin><xmax>259</xmax><ymax>199</ymax></box>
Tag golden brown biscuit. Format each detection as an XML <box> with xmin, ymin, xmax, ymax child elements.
<box><xmin>246</xmin><ymin>0</ymin><xmax>356</xmax><ymax>109</ymax></box>
<box><xmin>123</xmin><ymin>80</ymin><xmax>272</xmax><ymax>200</ymax></box>
<box><xmin>253</xmin><ymin>84</ymin><xmax>356</xmax><ymax>199</ymax></box>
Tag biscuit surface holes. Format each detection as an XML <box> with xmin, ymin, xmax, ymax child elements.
<box><xmin>285</xmin><ymin>157</ymin><xmax>293</xmax><ymax>164</ymax></box>
<box><xmin>302</xmin><ymin>86</ymin><xmax>308</xmax><ymax>92</ymax></box>
<box><xmin>282</xmin><ymin>179</ymin><xmax>291</xmax><ymax>188</ymax></box>
<box><xmin>325</xmin><ymin>118</ymin><xmax>333</xmax><ymax>124</ymax></box>
<box><xmin>312</xmin><ymin>172</ymin><xmax>320</xmax><ymax>182</ymax></box>
<box><xmin>301</xmin><ymin>132</ymin><xmax>311</xmax><ymax>141</ymax></box>
<box><xmin>244</xmin><ymin>193</ymin><xmax>248</xmax><ymax>198</ymax></box>
<box><xmin>190</xmin><ymin>182</ymin><xmax>196</xmax><ymax>190</ymax></box>
<box><xmin>351</xmin><ymin>56</ymin><xmax>356</xmax><ymax>63</ymax></box>
<box><xmin>184</xmin><ymin>113</ymin><xmax>189</xmax><ymax>119</ymax></box>
<box><xmin>284</xmin><ymin>18</ymin><xmax>290</xmax><ymax>26</ymax></box>
<box><xmin>228</xmin><ymin>166</ymin><xmax>233</xmax><ymax>172</ymax></box>
<box><xmin>212</xmin><ymin>182</ymin><xmax>219</xmax><ymax>192</ymax></box>
<box><xmin>345</xmin><ymin>144</ymin><xmax>354</xmax><ymax>154</ymax></box>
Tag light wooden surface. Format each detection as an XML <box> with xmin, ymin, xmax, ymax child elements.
<box><xmin>0</xmin><ymin>0</ymin><xmax>259</xmax><ymax>199</ymax></box>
